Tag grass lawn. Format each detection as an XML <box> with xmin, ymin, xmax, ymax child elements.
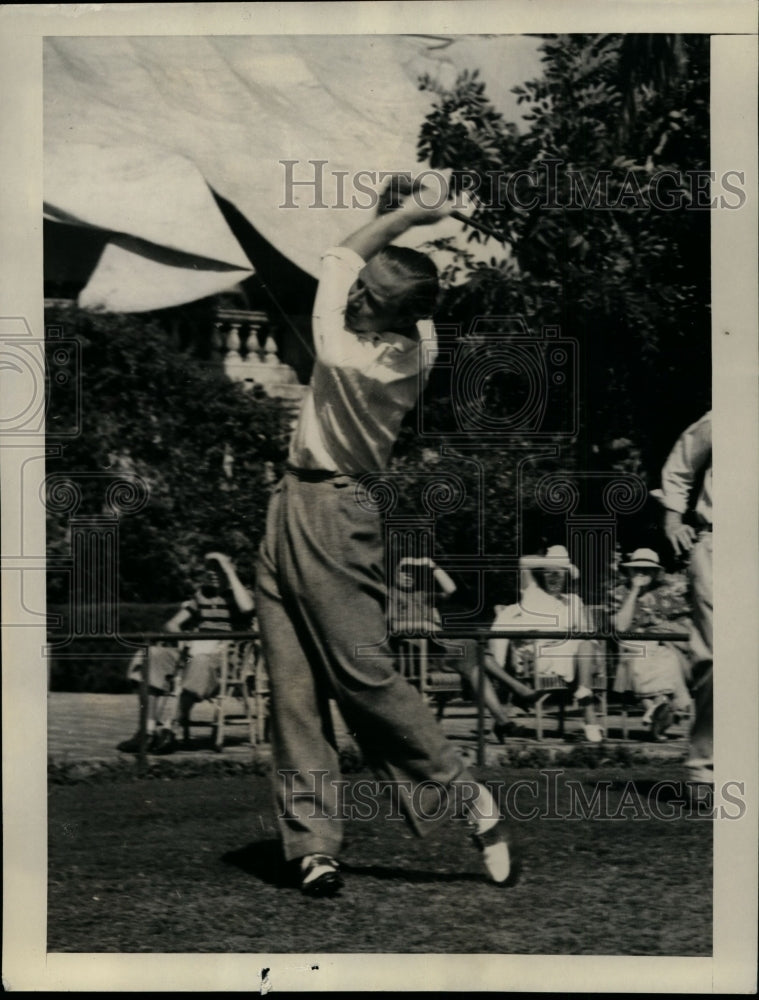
<box><xmin>48</xmin><ymin>764</ymin><xmax>712</xmax><ymax>955</ymax></box>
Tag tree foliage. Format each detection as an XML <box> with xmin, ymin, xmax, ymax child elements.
<box><xmin>416</xmin><ymin>34</ymin><xmax>711</xmax><ymax>473</ymax></box>
<box><xmin>45</xmin><ymin>35</ymin><xmax>712</xmax><ymax>624</ymax></box>
<box><xmin>45</xmin><ymin>305</ymin><xmax>289</xmax><ymax>605</ymax></box>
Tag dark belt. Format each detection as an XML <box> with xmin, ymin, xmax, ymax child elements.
<box><xmin>285</xmin><ymin>464</ymin><xmax>358</xmax><ymax>483</ymax></box>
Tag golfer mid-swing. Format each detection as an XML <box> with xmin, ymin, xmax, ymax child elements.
<box><xmin>255</xmin><ymin>182</ymin><xmax>510</xmax><ymax>896</ymax></box>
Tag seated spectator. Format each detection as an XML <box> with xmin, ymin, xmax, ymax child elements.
<box><xmin>388</xmin><ymin>556</ymin><xmax>523</xmax><ymax>742</ymax></box>
<box><xmin>117</xmin><ymin>551</ymin><xmax>255</xmax><ymax>754</ymax></box>
<box><xmin>611</xmin><ymin>548</ymin><xmax>692</xmax><ymax>741</ymax></box>
<box><xmin>487</xmin><ymin>545</ymin><xmax>605</xmax><ymax>743</ymax></box>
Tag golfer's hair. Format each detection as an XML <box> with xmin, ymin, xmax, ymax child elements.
<box><xmin>376</xmin><ymin>246</ymin><xmax>439</xmax><ymax>319</ymax></box>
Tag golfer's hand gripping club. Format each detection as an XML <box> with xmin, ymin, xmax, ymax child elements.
<box><xmin>377</xmin><ymin>174</ymin><xmax>505</xmax><ymax>243</ymax></box>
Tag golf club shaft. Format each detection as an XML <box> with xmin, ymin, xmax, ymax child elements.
<box><xmin>449</xmin><ymin>210</ymin><xmax>506</xmax><ymax>243</ymax></box>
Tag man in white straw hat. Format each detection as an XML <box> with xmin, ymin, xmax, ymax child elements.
<box><xmin>488</xmin><ymin>545</ymin><xmax>605</xmax><ymax>743</ymax></box>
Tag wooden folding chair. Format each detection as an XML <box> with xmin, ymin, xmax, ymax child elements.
<box><xmin>395</xmin><ymin>636</ymin><xmax>463</xmax><ymax>719</ymax></box>
<box><xmin>532</xmin><ymin>642</ymin><xmax>608</xmax><ymax>741</ymax></box>
<box><xmin>211</xmin><ymin>638</ymin><xmax>270</xmax><ymax>750</ymax></box>
<box><xmin>171</xmin><ymin>637</ymin><xmax>269</xmax><ymax>751</ymax></box>
<box><xmin>247</xmin><ymin>643</ymin><xmax>271</xmax><ymax>746</ymax></box>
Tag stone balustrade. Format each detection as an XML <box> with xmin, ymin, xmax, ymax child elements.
<box><xmin>213</xmin><ymin>309</ymin><xmax>307</xmax><ymax>406</ymax></box>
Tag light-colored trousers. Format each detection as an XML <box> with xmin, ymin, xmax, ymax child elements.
<box><xmin>689</xmin><ymin>529</ymin><xmax>713</xmax><ymax>762</ymax></box>
<box><xmin>255</xmin><ymin>470</ymin><xmax>471</xmax><ymax>863</ymax></box>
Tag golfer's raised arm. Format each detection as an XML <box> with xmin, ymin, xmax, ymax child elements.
<box><xmin>341</xmin><ymin>192</ymin><xmax>454</xmax><ymax>262</ymax></box>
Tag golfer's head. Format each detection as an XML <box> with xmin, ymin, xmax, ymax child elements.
<box><xmin>345</xmin><ymin>247</ymin><xmax>439</xmax><ymax>335</ymax></box>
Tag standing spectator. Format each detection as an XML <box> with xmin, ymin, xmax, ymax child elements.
<box><xmin>652</xmin><ymin>411</ymin><xmax>713</xmax><ymax>783</ymax></box>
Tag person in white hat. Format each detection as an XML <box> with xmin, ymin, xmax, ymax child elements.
<box><xmin>611</xmin><ymin>548</ymin><xmax>693</xmax><ymax>741</ymax></box>
<box><xmin>487</xmin><ymin>545</ymin><xmax>605</xmax><ymax>743</ymax></box>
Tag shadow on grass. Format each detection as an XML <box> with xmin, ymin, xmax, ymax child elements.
<box><xmin>177</xmin><ymin>732</ymin><xmax>255</xmax><ymax>753</ymax></box>
<box><xmin>222</xmin><ymin>839</ymin><xmax>295</xmax><ymax>888</ymax></box>
<box><xmin>342</xmin><ymin>853</ymin><xmax>523</xmax><ymax>889</ymax></box>
<box><xmin>223</xmin><ymin>839</ymin><xmax>523</xmax><ymax>889</ymax></box>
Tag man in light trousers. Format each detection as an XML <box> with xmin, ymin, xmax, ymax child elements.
<box><xmin>652</xmin><ymin>410</ymin><xmax>713</xmax><ymax>783</ymax></box>
<box><xmin>255</xmin><ymin>184</ymin><xmax>510</xmax><ymax>897</ymax></box>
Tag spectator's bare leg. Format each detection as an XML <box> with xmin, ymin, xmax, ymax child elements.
<box><xmin>482</xmin><ymin>658</ymin><xmax>537</xmax><ymax>701</ymax></box>
<box><xmin>438</xmin><ymin>641</ymin><xmax>513</xmax><ymax>735</ymax></box>
<box><xmin>454</xmin><ymin>662</ymin><xmax>513</xmax><ymax>726</ymax></box>
<box><xmin>575</xmin><ymin>641</ymin><xmax>600</xmax><ymax>726</ymax></box>
<box><xmin>178</xmin><ymin>688</ymin><xmax>196</xmax><ymax>742</ymax></box>
<box><xmin>137</xmin><ymin>687</ymin><xmax>166</xmax><ymax>731</ymax></box>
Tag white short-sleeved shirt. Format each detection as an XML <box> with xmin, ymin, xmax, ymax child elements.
<box><xmin>288</xmin><ymin>246</ymin><xmax>438</xmax><ymax>474</ymax></box>
<box><xmin>651</xmin><ymin>410</ymin><xmax>712</xmax><ymax>526</ymax></box>
<box><xmin>490</xmin><ymin>583</ymin><xmax>588</xmax><ymax>682</ymax></box>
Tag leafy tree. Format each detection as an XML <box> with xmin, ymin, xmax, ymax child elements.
<box><xmin>45</xmin><ymin>304</ymin><xmax>290</xmax><ymax>606</ymax></box>
<box><xmin>45</xmin><ymin>35</ymin><xmax>711</xmax><ymax>640</ymax></box>
<box><xmin>416</xmin><ymin>34</ymin><xmax>711</xmax><ymax>476</ymax></box>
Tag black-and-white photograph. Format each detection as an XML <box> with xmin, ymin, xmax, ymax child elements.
<box><xmin>1</xmin><ymin>3</ymin><xmax>757</xmax><ymax>993</ymax></box>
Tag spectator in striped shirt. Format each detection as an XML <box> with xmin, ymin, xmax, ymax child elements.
<box><xmin>118</xmin><ymin>552</ymin><xmax>255</xmax><ymax>754</ymax></box>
